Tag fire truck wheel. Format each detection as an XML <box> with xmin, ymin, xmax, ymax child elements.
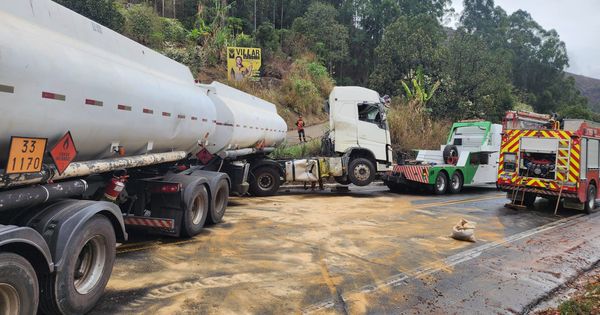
<box><xmin>449</xmin><ymin>172</ymin><xmax>464</xmax><ymax>194</ymax></box>
<box><xmin>348</xmin><ymin>158</ymin><xmax>375</xmax><ymax>186</ymax></box>
<box><xmin>249</xmin><ymin>167</ymin><xmax>281</xmax><ymax>196</ymax></box>
<box><xmin>182</xmin><ymin>185</ymin><xmax>209</xmax><ymax>237</ymax></box>
<box><xmin>207</xmin><ymin>179</ymin><xmax>229</xmax><ymax>225</ymax></box>
<box><xmin>523</xmin><ymin>192</ymin><xmax>536</xmax><ymax>208</ymax></box>
<box><xmin>584</xmin><ymin>184</ymin><xmax>597</xmax><ymax>214</ymax></box>
<box><xmin>0</xmin><ymin>253</ymin><xmax>38</xmax><ymax>315</ymax></box>
<box><xmin>433</xmin><ymin>172</ymin><xmax>448</xmax><ymax>195</ymax></box>
<box><xmin>40</xmin><ymin>215</ymin><xmax>115</xmax><ymax>315</ymax></box>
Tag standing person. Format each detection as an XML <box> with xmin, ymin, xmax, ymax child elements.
<box><xmin>296</xmin><ymin>115</ymin><xmax>306</xmax><ymax>142</ymax></box>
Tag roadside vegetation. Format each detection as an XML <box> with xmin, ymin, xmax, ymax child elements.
<box><xmin>56</xmin><ymin>0</ymin><xmax>599</xmax><ymax>152</ymax></box>
<box><xmin>270</xmin><ymin>139</ymin><xmax>322</xmax><ymax>160</ymax></box>
<box><xmin>538</xmin><ymin>271</ymin><xmax>599</xmax><ymax>315</ymax></box>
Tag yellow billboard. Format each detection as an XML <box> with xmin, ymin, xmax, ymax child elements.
<box><xmin>227</xmin><ymin>47</ymin><xmax>261</xmax><ymax>81</ymax></box>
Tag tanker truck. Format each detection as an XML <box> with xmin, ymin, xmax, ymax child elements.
<box><xmin>0</xmin><ymin>1</ymin><xmax>286</xmax><ymax>314</ymax></box>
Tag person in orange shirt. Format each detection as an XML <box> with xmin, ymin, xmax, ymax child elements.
<box><xmin>296</xmin><ymin>115</ymin><xmax>306</xmax><ymax>142</ymax></box>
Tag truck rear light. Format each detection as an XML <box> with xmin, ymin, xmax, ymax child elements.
<box><xmin>151</xmin><ymin>183</ymin><xmax>182</xmax><ymax>194</ymax></box>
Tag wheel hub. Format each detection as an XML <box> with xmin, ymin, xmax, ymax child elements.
<box><xmin>0</xmin><ymin>283</ymin><xmax>20</xmax><ymax>315</ymax></box>
<box><xmin>258</xmin><ymin>174</ymin><xmax>274</xmax><ymax>190</ymax></box>
<box><xmin>452</xmin><ymin>177</ymin><xmax>460</xmax><ymax>189</ymax></box>
<box><xmin>74</xmin><ymin>236</ymin><xmax>107</xmax><ymax>295</ymax></box>
<box><xmin>191</xmin><ymin>195</ymin><xmax>206</xmax><ymax>225</ymax></box>
<box><xmin>436</xmin><ymin>176</ymin><xmax>446</xmax><ymax>191</ymax></box>
<box><xmin>353</xmin><ymin>164</ymin><xmax>370</xmax><ymax>181</ymax></box>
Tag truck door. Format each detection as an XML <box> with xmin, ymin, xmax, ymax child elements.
<box><xmin>356</xmin><ymin>102</ymin><xmax>388</xmax><ymax>162</ymax></box>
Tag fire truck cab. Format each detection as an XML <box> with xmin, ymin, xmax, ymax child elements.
<box><xmin>498</xmin><ymin>118</ymin><xmax>600</xmax><ymax>213</ymax></box>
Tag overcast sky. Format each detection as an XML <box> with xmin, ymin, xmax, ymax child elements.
<box><xmin>449</xmin><ymin>0</ymin><xmax>600</xmax><ymax>79</ymax></box>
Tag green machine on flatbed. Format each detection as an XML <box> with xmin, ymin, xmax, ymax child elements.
<box><xmin>382</xmin><ymin>121</ymin><xmax>503</xmax><ymax>194</ymax></box>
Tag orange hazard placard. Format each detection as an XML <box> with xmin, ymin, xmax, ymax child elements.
<box><xmin>50</xmin><ymin>132</ymin><xmax>77</xmax><ymax>175</ymax></box>
<box><xmin>5</xmin><ymin>137</ymin><xmax>48</xmax><ymax>174</ymax></box>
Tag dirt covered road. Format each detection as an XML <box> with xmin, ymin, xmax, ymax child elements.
<box><xmin>91</xmin><ymin>186</ymin><xmax>591</xmax><ymax>314</ymax></box>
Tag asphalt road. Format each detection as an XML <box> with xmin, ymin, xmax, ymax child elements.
<box><xmin>90</xmin><ymin>185</ymin><xmax>596</xmax><ymax>314</ymax></box>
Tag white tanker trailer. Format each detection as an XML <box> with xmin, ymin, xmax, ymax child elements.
<box><xmin>0</xmin><ymin>1</ymin><xmax>286</xmax><ymax>314</ymax></box>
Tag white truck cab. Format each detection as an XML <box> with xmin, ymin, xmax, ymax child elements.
<box><xmin>327</xmin><ymin>87</ymin><xmax>393</xmax><ymax>173</ymax></box>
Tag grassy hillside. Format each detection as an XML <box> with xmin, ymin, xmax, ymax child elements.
<box><xmin>567</xmin><ymin>72</ymin><xmax>600</xmax><ymax>111</ymax></box>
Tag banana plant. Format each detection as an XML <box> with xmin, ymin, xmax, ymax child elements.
<box><xmin>401</xmin><ymin>66</ymin><xmax>440</xmax><ymax>104</ymax></box>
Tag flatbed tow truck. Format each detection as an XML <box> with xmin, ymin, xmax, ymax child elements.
<box><xmin>382</xmin><ymin>111</ymin><xmax>555</xmax><ymax>194</ymax></box>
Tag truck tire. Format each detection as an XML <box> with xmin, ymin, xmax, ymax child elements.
<box><xmin>433</xmin><ymin>172</ymin><xmax>448</xmax><ymax>195</ymax></box>
<box><xmin>207</xmin><ymin>179</ymin><xmax>229</xmax><ymax>225</ymax></box>
<box><xmin>523</xmin><ymin>192</ymin><xmax>537</xmax><ymax>208</ymax></box>
<box><xmin>249</xmin><ymin>167</ymin><xmax>281</xmax><ymax>196</ymax></box>
<box><xmin>443</xmin><ymin>145</ymin><xmax>459</xmax><ymax>165</ymax></box>
<box><xmin>584</xmin><ymin>184</ymin><xmax>597</xmax><ymax>214</ymax></box>
<box><xmin>40</xmin><ymin>215</ymin><xmax>115</xmax><ymax>315</ymax></box>
<box><xmin>348</xmin><ymin>158</ymin><xmax>375</xmax><ymax>186</ymax></box>
<box><xmin>181</xmin><ymin>185</ymin><xmax>209</xmax><ymax>237</ymax></box>
<box><xmin>449</xmin><ymin>172</ymin><xmax>463</xmax><ymax>194</ymax></box>
<box><xmin>0</xmin><ymin>252</ymin><xmax>38</xmax><ymax>315</ymax></box>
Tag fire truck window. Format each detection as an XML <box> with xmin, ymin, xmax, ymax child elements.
<box><xmin>358</xmin><ymin>103</ymin><xmax>383</xmax><ymax>127</ymax></box>
<box><xmin>588</xmin><ymin>139</ymin><xmax>599</xmax><ymax>169</ymax></box>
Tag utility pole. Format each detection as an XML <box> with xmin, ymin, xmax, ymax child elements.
<box><xmin>161</xmin><ymin>0</ymin><xmax>165</xmax><ymax>17</ymax></box>
<box><xmin>254</xmin><ymin>0</ymin><xmax>257</xmax><ymax>32</ymax></box>
<box><xmin>173</xmin><ymin>0</ymin><xmax>176</xmax><ymax>18</ymax></box>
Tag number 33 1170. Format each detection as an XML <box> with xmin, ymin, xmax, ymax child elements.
<box><xmin>6</xmin><ymin>137</ymin><xmax>47</xmax><ymax>174</ymax></box>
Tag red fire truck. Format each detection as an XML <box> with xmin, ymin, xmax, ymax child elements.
<box><xmin>498</xmin><ymin>117</ymin><xmax>600</xmax><ymax>213</ymax></box>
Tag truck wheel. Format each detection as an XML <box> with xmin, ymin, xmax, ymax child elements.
<box><xmin>584</xmin><ymin>184</ymin><xmax>597</xmax><ymax>214</ymax></box>
<box><xmin>449</xmin><ymin>172</ymin><xmax>463</xmax><ymax>194</ymax></box>
<box><xmin>207</xmin><ymin>179</ymin><xmax>229</xmax><ymax>225</ymax></box>
<box><xmin>40</xmin><ymin>215</ymin><xmax>115</xmax><ymax>315</ymax></box>
<box><xmin>433</xmin><ymin>172</ymin><xmax>448</xmax><ymax>195</ymax></box>
<box><xmin>0</xmin><ymin>253</ymin><xmax>38</xmax><ymax>315</ymax></box>
<box><xmin>249</xmin><ymin>167</ymin><xmax>281</xmax><ymax>196</ymax></box>
<box><xmin>182</xmin><ymin>185</ymin><xmax>209</xmax><ymax>237</ymax></box>
<box><xmin>523</xmin><ymin>192</ymin><xmax>537</xmax><ymax>208</ymax></box>
<box><xmin>443</xmin><ymin>145</ymin><xmax>459</xmax><ymax>165</ymax></box>
<box><xmin>348</xmin><ymin>158</ymin><xmax>375</xmax><ymax>186</ymax></box>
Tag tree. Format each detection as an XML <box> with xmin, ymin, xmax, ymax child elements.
<box><xmin>55</xmin><ymin>0</ymin><xmax>124</xmax><ymax>32</ymax></box>
<box><xmin>368</xmin><ymin>14</ymin><xmax>446</xmax><ymax>96</ymax></box>
<box><xmin>431</xmin><ymin>30</ymin><xmax>513</xmax><ymax>120</ymax></box>
<box><xmin>291</xmin><ymin>2</ymin><xmax>349</xmax><ymax>74</ymax></box>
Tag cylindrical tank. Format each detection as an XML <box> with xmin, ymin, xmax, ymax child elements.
<box><xmin>199</xmin><ymin>82</ymin><xmax>287</xmax><ymax>154</ymax></box>
<box><xmin>0</xmin><ymin>0</ymin><xmax>216</xmax><ymax>162</ymax></box>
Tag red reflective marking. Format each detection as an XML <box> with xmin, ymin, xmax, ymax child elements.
<box><xmin>191</xmin><ymin>116</ymin><xmax>198</xmax><ymax>121</ymax></box>
<box><xmin>42</xmin><ymin>91</ymin><xmax>65</xmax><ymax>101</ymax></box>
<box><xmin>143</xmin><ymin>108</ymin><xmax>153</xmax><ymax>114</ymax></box>
<box><xmin>202</xmin><ymin>118</ymin><xmax>208</xmax><ymax>122</ymax></box>
<box><xmin>162</xmin><ymin>112</ymin><xmax>171</xmax><ymax>117</ymax></box>
<box><xmin>118</xmin><ymin>104</ymin><xmax>132</xmax><ymax>111</ymax></box>
<box><xmin>178</xmin><ymin>115</ymin><xmax>186</xmax><ymax>119</ymax></box>
<box><xmin>85</xmin><ymin>99</ymin><xmax>103</xmax><ymax>106</ymax></box>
